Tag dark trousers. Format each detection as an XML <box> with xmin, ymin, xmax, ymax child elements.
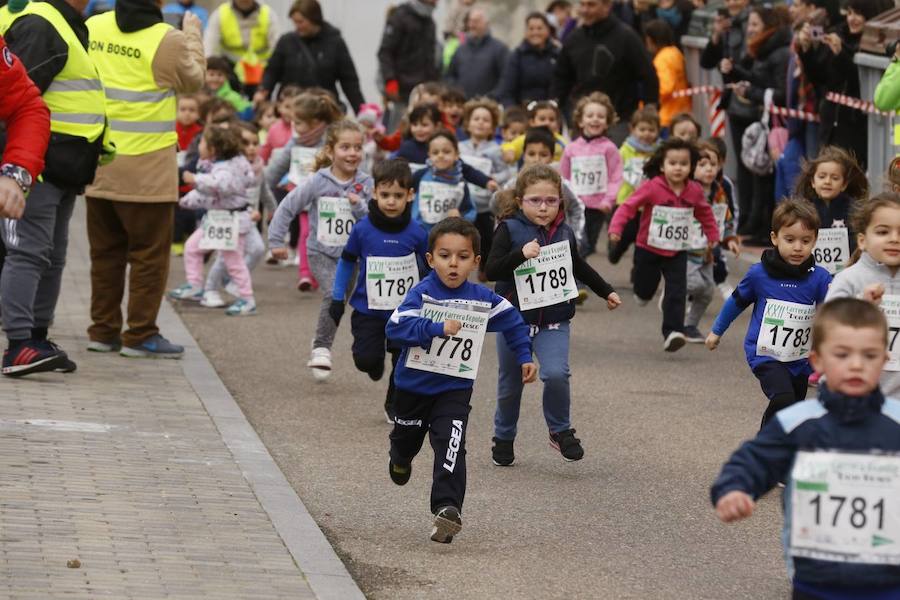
<box><xmin>350</xmin><ymin>310</ymin><xmax>400</xmax><ymax>412</ymax></box>
<box><xmin>753</xmin><ymin>361</ymin><xmax>809</xmax><ymax>428</ymax></box>
<box><xmin>474</xmin><ymin>211</ymin><xmax>494</xmax><ymax>272</ymax></box>
<box><xmin>390</xmin><ymin>387</ymin><xmax>472</xmax><ymax>514</ymax></box>
<box><xmin>173</xmin><ymin>206</ymin><xmax>198</xmax><ymax>244</ymax></box>
<box><xmin>583</xmin><ymin>208</ymin><xmax>607</xmax><ymax>257</ymax></box>
<box><xmin>607</xmin><ymin>208</ymin><xmax>640</xmax><ymax>264</ymax></box>
<box><xmin>633</xmin><ymin>247</ymin><xmax>687</xmax><ymax>339</ymax></box>
<box><xmin>86</xmin><ymin>197</ymin><xmax>174</xmax><ymax>347</ymax></box>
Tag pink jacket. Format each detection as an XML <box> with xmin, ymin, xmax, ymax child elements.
<box><xmin>559</xmin><ymin>135</ymin><xmax>623</xmax><ymax>211</ymax></box>
<box><xmin>609</xmin><ymin>175</ymin><xmax>719</xmax><ymax>258</ymax></box>
<box><xmin>260</xmin><ymin>118</ymin><xmax>293</xmax><ymax>163</ymax></box>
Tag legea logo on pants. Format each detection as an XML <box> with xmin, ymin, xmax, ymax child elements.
<box><xmin>443</xmin><ymin>419</ymin><xmax>463</xmax><ymax>473</ymax></box>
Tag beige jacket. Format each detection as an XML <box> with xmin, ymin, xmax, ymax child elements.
<box><xmin>86</xmin><ymin>21</ymin><xmax>205</xmax><ymax>203</ymax></box>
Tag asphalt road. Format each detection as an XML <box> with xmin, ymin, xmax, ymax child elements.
<box><xmin>169</xmin><ymin>242</ymin><xmax>791</xmax><ymax>600</ymax></box>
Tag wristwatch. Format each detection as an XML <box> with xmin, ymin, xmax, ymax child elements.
<box><xmin>0</xmin><ymin>163</ymin><xmax>33</xmax><ymax>195</ymax></box>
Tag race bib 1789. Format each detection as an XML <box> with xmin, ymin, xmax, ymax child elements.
<box><xmin>513</xmin><ymin>241</ymin><xmax>579</xmax><ymax>310</ymax></box>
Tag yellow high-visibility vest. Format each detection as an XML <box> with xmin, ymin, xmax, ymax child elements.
<box><xmin>87</xmin><ymin>11</ymin><xmax>176</xmax><ymax>155</ymax></box>
<box><xmin>0</xmin><ymin>0</ymin><xmax>105</xmax><ymax>142</ymax></box>
<box><xmin>219</xmin><ymin>2</ymin><xmax>271</xmax><ymax>85</ymax></box>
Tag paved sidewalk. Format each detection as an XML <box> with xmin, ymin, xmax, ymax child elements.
<box><xmin>0</xmin><ymin>204</ymin><xmax>363</xmax><ymax>600</ymax></box>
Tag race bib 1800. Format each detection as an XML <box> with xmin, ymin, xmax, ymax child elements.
<box><xmin>366</xmin><ymin>254</ymin><xmax>419</xmax><ymax>311</ymax></box>
<box><xmin>756</xmin><ymin>299</ymin><xmax>815</xmax><ymax>362</ymax></box>
<box><xmin>569</xmin><ymin>154</ymin><xmax>608</xmax><ymax>196</ymax></box>
<box><xmin>418</xmin><ymin>181</ymin><xmax>463</xmax><ymax>224</ymax></box>
<box><xmin>514</xmin><ymin>241</ymin><xmax>579</xmax><ymax>310</ymax></box>
<box><xmin>882</xmin><ymin>295</ymin><xmax>900</xmax><ymax>372</ymax></box>
<box><xmin>647</xmin><ymin>205</ymin><xmax>693</xmax><ymax>251</ymax></box>
<box><xmin>199</xmin><ymin>210</ymin><xmax>240</xmax><ymax>251</ymax></box>
<box><xmin>316</xmin><ymin>196</ymin><xmax>354</xmax><ymax>246</ymax></box>
<box><xmin>813</xmin><ymin>227</ymin><xmax>850</xmax><ymax>275</ymax></box>
<box><xmin>790</xmin><ymin>450</ymin><xmax>900</xmax><ymax>565</ymax></box>
<box><xmin>405</xmin><ymin>297</ymin><xmax>490</xmax><ymax>380</ymax></box>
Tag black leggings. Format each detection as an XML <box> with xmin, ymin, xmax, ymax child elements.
<box><xmin>753</xmin><ymin>362</ymin><xmax>809</xmax><ymax>428</ymax></box>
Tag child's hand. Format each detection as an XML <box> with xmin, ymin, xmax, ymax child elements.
<box><xmin>715</xmin><ymin>491</ymin><xmax>755</xmax><ymax>523</ymax></box>
<box><xmin>347</xmin><ymin>192</ymin><xmax>361</xmax><ymax>205</ymax></box>
<box><xmin>522</xmin><ymin>238</ymin><xmax>541</xmax><ymax>259</ymax></box>
<box><xmin>606</xmin><ymin>292</ymin><xmax>622</xmax><ymax>310</ymax></box>
<box><xmin>443</xmin><ymin>319</ymin><xmax>462</xmax><ymax>336</ymax></box>
<box><xmin>705</xmin><ymin>332</ymin><xmax>721</xmax><ymax>351</ymax></box>
<box><xmin>863</xmin><ymin>283</ymin><xmax>886</xmax><ymax>304</ymax></box>
<box><xmin>608</xmin><ymin>233</ymin><xmax>621</xmax><ymax>244</ymax></box>
<box><xmin>486</xmin><ymin>179</ymin><xmax>499</xmax><ymax>192</ymax></box>
<box><xmin>447</xmin><ymin>208</ymin><xmax>461</xmax><ymax>218</ymax></box>
<box><xmin>182</xmin><ymin>172</ymin><xmax>196</xmax><ymax>185</ymax></box>
<box><xmin>521</xmin><ymin>362</ymin><xmax>537</xmax><ymax>383</ymax></box>
<box><xmin>250</xmin><ymin>210</ymin><xmax>261</xmax><ymax>222</ymax></box>
<box><xmin>270</xmin><ymin>247</ymin><xmax>289</xmax><ymax>261</ymax></box>
<box><xmin>328</xmin><ymin>300</ymin><xmax>345</xmax><ymax>326</ymax></box>
<box><xmin>727</xmin><ymin>238</ymin><xmax>741</xmax><ymax>256</ymax></box>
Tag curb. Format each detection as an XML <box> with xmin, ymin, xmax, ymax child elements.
<box><xmin>158</xmin><ymin>300</ymin><xmax>366</xmax><ymax>600</ymax></box>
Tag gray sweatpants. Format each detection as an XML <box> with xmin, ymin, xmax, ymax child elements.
<box><xmin>1</xmin><ymin>181</ymin><xmax>76</xmax><ymax>341</ymax></box>
<box><xmin>308</xmin><ymin>251</ymin><xmax>340</xmax><ymax>349</ymax></box>
<box><xmin>686</xmin><ymin>259</ymin><xmax>715</xmax><ymax>328</ymax></box>
<box><xmin>204</xmin><ymin>226</ymin><xmax>266</xmax><ymax>291</ymax></box>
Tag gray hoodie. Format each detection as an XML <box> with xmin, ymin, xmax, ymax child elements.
<box><xmin>268</xmin><ymin>167</ymin><xmax>372</xmax><ymax>258</ymax></box>
<box><xmin>826</xmin><ymin>251</ymin><xmax>900</xmax><ymax>395</ymax></box>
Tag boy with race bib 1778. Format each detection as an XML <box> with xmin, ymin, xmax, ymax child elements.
<box><xmin>706</xmin><ymin>199</ymin><xmax>832</xmax><ymax>428</ymax></box>
<box><xmin>711</xmin><ymin>298</ymin><xmax>900</xmax><ymax>600</ymax></box>
<box><xmin>385</xmin><ymin>218</ymin><xmax>536</xmax><ymax>544</ymax></box>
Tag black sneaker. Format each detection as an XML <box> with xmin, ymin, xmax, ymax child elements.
<box><xmin>683</xmin><ymin>326</ymin><xmax>705</xmax><ymax>344</ymax></box>
<box><xmin>2</xmin><ymin>339</ymin><xmax>67</xmax><ymax>377</ymax></box>
<box><xmin>430</xmin><ymin>505</ymin><xmax>462</xmax><ymax>543</ymax></box>
<box><xmin>491</xmin><ymin>437</ymin><xmax>515</xmax><ymax>466</ymax></box>
<box><xmin>34</xmin><ymin>339</ymin><xmax>77</xmax><ymax>373</ymax></box>
<box><xmin>549</xmin><ymin>429</ymin><xmax>584</xmax><ymax>462</ymax></box>
<box><xmin>389</xmin><ymin>460</ymin><xmax>411</xmax><ymax>485</ymax></box>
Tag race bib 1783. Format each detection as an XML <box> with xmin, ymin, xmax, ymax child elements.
<box><xmin>756</xmin><ymin>299</ymin><xmax>815</xmax><ymax>362</ymax></box>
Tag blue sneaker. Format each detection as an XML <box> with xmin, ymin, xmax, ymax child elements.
<box><xmin>224</xmin><ymin>298</ymin><xmax>257</xmax><ymax>316</ymax></box>
<box><xmin>2</xmin><ymin>339</ymin><xmax>68</xmax><ymax>377</ymax></box>
<box><xmin>168</xmin><ymin>283</ymin><xmax>203</xmax><ymax>302</ymax></box>
<box><xmin>120</xmin><ymin>334</ymin><xmax>184</xmax><ymax>359</ymax></box>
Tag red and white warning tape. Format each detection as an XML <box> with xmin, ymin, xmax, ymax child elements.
<box><xmin>768</xmin><ymin>105</ymin><xmax>819</xmax><ymax>122</ymax></box>
<box><xmin>825</xmin><ymin>92</ymin><xmax>895</xmax><ymax>117</ymax></box>
<box><xmin>672</xmin><ymin>84</ymin><xmax>739</xmax><ymax>99</ymax></box>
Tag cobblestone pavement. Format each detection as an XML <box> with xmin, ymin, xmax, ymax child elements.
<box><xmin>0</xmin><ymin>204</ymin><xmax>358</xmax><ymax>600</ymax></box>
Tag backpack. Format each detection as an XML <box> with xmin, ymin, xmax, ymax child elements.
<box><xmin>741</xmin><ymin>89</ymin><xmax>775</xmax><ymax>176</ymax></box>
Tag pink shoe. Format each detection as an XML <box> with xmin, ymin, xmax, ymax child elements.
<box><xmin>808</xmin><ymin>371</ymin><xmax>821</xmax><ymax>388</ymax></box>
<box><xmin>297</xmin><ymin>276</ymin><xmax>319</xmax><ymax>292</ymax></box>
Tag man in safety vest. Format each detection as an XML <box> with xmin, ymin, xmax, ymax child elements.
<box><xmin>203</xmin><ymin>0</ymin><xmax>278</xmax><ymax>92</ymax></box>
<box><xmin>0</xmin><ymin>0</ymin><xmax>109</xmax><ymax>377</ymax></box>
<box><xmin>84</xmin><ymin>0</ymin><xmax>204</xmax><ymax>359</ymax></box>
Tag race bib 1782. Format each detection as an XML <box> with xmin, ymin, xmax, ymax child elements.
<box><xmin>366</xmin><ymin>254</ymin><xmax>419</xmax><ymax>311</ymax></box>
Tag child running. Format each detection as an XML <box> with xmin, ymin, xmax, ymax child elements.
<box><xmin>706</xmin><ymin>199</ymin><xmax>832</xmax><ymax>426</ymax></box>
<box><xmin>501</xmin><ymin>100</ymin><xmax>567</xmax><ymax>164</ymax></box>
<box><xmin>390</xmin><ymin>103</ymin><xmax>443</xmax><ymax>172</ymax></box>
<box><xmin>268</xmin><ymin>120</ymin><xmax>373</xmax><ymax>380</ymax></box>
<box><xmin>486</xmin><ymin>165</ymin><xmax>621</xmax><ymax>465</ymax></box>
<box><xmin>712</xmin><ymin>298</ymin><xmax>900</xmax><ymax>600</ymax></box>
<box><xmin>328</xmin><ymin>160</ymin><xmax>428</xmax><ymax>423</ymax></box>
<box><xmin>169</xmin><ymin>126</ymin><xmax>259</xmax><ymax>316</ymax></box>
<box><xmin>560</xmin><ymin>92</ymin><xmax>623</xmax><ymax>257</ymax></box>
<box><xmin>609</xmin><ymin>138</ymin><xmax>720</xmax><ymax>351</ymax></box>
<box><xmin>825</xmin><ymin>192</ymin><xmax>900</xmax><ymax>397</ymax></box>
<box><xmin>386</xmin><ymin>218</ymin><xmax>536</xmax><ymax>543</ymax></box>
<box><xmin>793</xmin><ymin>145</ymin><xmax>868</xmax><ymax>275</ymax></box>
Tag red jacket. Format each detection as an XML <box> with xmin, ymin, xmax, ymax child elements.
<box><xmin>609</xmin><ymin>175</ymin><xmax>719</xmax><ymax>258</ymax></box>
<box><xmin>0</xmin><ymin>36</ymin><xmax>49</xmax><ymax>179</ymax></box>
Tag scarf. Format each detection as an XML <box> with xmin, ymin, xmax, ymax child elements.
<box><xmin>626</xmin><ymin>135</ymin><xmax>657</xmax><ymax>154</ymax></box>
<box><xmin>761</xmin><ymin>248</ymin><xmax>815</xmax><ymax>279</ymax></box>
<box><xmin>426</xmin><ymin>158</ymin><xmax>463</xmax><ymax>184</ymax></box>
<box><xmin>368</xmin><ymin>199</ymin><xmax>412</xmax><ymax>233</ymax></box>
<box><xmin>818</xmin><ymin>383</ymin><xmax>885</xmax><ymax>424</ymax></box>
<box><xmin>408</xmin><ymin>0</ymin><xmax>435</xmax><ymax>18</ymax></box>
<box><xmin>295</xmin><ymin>122</ymin><xmax>327</xmax><ymax>148</ymax></box>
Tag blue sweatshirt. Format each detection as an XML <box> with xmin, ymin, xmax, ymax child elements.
<box><xmin>711</xmin><ymin>386</ymin><xmax>900</xmax><ymax>595</ymax></box>
<box><xmin>711</xmin><ymin>250</ymin><xmax>831</xmax><ymax>376</ymax></box>
<box><xmin>331</xmin><ymin>202</ymin><xmax>429</xmax><ymax>318</ymax></box>
<box><xmin>410</xmin><ymin>160</ymin><xmax>493</xmax><ymax>230</ymax></box>
<box><xmin>387</xmin><ymin>272</ymin><xmax>532</xmax><ymax>395</ymax></box>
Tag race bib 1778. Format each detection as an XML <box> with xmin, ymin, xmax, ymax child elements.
<box><xmin>513</xmin><ymin>241</ymin><xmax>579</xmax><ymax>310</ymax></box>
<box><xmin>405</xmin><ymin>297</ymin><xmax>490</xmax><ymax>380</ymax></box>
<box><xmin>790</xmin><ymin>450</ymin><xmax>900</xmax><ymax>565</ymax></box>
<box><xmin>756</xmin><ymin>299</ymin><xmax>815</xmax><ymax>362</ymax></box>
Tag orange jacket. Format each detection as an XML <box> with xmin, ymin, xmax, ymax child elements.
<box><xmin>653</xmin><ymin>46</ymin><xmax>692</xmax><ymax>127</ymax></box>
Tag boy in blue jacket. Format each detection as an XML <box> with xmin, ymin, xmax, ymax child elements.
<box><xmin>706</xmin><ymin>199</ymin><xmax>832</xmax><ymax>427</ymax></box>
<box><xmin>328</xmin><ymin>160</ymin><xmax>429</xmax><ymax>424</ymax></box>
<box><xmin>712</xmin><ymin>298</ymin><xmax>900</xmax><ymax>599</ymax></box>
<box><xmin>386</xmin><ymin>218</ymin><xmax>536</xmax><ymax>544</ymax></box>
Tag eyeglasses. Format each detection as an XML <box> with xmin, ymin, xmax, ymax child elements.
<box><xmin>522</xmin><ymin>195</ymin><xmax>560</xmax><ymax>207</ymax></box>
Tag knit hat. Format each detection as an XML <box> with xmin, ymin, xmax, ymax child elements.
<box><xmin>7</xmin><ymin>0</ymin><xmax>29</xmax><ymax>13</ymax></box>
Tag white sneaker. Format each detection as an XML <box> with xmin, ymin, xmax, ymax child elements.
<box><xmin>306</xmin><ymin>347</ymin><xmax>332</xmax><ymax>381</ymax></box>
<box><xmin>718</xmin><ymin>283</ymin><xmax>735</xmax><ymax>300</ymax></box>
<box><xmin>663</xmin><ymin>331</ymin><xmax>686</xmax><ymax>352</ymax></box>
<box><xmin>224</xmin><ymin>281</ymin><xmax>240</xmax><ymax>298</ymax></box>
<box><xmin>225</xmin><ymin>298</ymin><xmax>257</xmax><ymax>316</ymax></box>
<box><xmin>200</xmin><ymin>290</ymin><xmax>226</xmax><ymax>308</ymax></box>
